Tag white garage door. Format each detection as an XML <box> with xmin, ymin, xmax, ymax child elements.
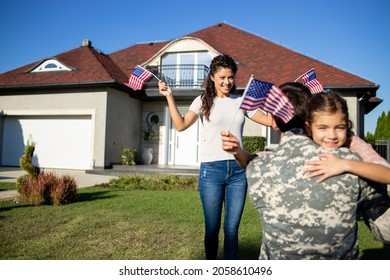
<box><xmin>2</xmin><ymin>116</ymin><xmax>93</xmax><ymax>170</ymax></box>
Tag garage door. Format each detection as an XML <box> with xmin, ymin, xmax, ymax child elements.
<box><xmin>2</xmin><ymin>116</ymin><xmax>93</xmax><ymax>170</ymax></box>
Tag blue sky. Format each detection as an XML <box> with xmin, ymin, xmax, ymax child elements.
<box><xmin>1</xmin><ymin>0</ymin><xmax>389</xmax><ymax>134</ymax></box>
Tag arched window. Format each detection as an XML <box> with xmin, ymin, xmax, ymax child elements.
<box><xmin>31</xmin><ymin>59</ymin><xmax>72</xmax><ymax>73</ymax></box>
<box><xmin>161</xmin><ymin>51</ymin><xmax>211</xmax><ymax>88</ymax></box>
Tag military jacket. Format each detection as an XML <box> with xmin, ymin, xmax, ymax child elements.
<box><xmin>247</xmin><ymin>131</ymin><xmax>389</xmax><ymax>260</ymax></box>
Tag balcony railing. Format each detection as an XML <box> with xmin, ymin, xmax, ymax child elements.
<box><xmin>145</xmin><ymin>64</ymin><xmax>209</xmax><ymax>89</ymax></box>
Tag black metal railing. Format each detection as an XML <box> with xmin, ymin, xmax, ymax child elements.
<box><xmin>145</xmin><ymin>64</ymin><xmax>209</xmax><ymax>89</ymax></box>
<box><xmin>366</xmin><ymin>139</ymin><xmax>390</xmax><ymax>163</ymax></box>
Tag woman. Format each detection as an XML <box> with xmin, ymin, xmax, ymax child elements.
<box><xmin>158</xmin><ymin>54</ymin><xmax>270</xmax><ymax>259</ymax></box>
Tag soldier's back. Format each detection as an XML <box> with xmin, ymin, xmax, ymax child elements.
<box><xmin>247</xmin><ymin>132</ymin><xmax>362</xmax><ymax>259</ymax></box>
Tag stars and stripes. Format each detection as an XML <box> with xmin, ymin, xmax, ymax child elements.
<box><xmin>240</xmin><ymin>77</ymin><xmax>295</xmax><ymax>123</ymax></box>
<box><xmin>126</xmin><ymin>65</ymin><xmax>153</xmax><ymax>91</ymax></box>
<box><xmin>300</xmin><ymin>68</ymin><xmax>324</xmax><ymax>94</ymax></box>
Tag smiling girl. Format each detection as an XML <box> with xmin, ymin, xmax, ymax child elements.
<box><xmin>304</xmin><ymin>91</ymin><xmax>390</xmax><ymax>184</ymax></box>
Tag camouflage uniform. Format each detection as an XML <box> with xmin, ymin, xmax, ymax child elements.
<box><xmin>247</xmin><ymin>130</ymin><xmax>390</xmax><ymax>260</ymax></box>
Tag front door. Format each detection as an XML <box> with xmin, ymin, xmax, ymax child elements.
<box><xmin>167</xmin><ymin>106</ymin><xmax>200</xmax><ymax>166</ymax></box>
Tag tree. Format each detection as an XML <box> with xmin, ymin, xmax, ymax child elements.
<box><xmin>373</xmin><ymin>110</ymin><xmax>390</xmax><ymax>139</ymax></box>
<box><xmin>386</xmin><ymin>111</ymin><xmax>390</xmax><ymax>137</ymax></box>
<box><xmin>365</xmin><ymin>131</ymin><xmax>375</xmax><ymax>142</ymax></box>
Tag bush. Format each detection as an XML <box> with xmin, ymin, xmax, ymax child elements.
<box><xmin>19</xmin><ymin>137</ymin><xmax>40</xmax><ymax>177</ymax></box>
<box><xmin>243</xmin><ymin>136</ymin><xmax>266</xmax><ymax>154</ymax></box>
<box><xmin>121</xmin><ymin>148</ymin><xmax>137</xmax><ymax>166</ymax></box>
<box><xmin>49</xmin><ymin>174</ymin><xmax>78</xmax><ymax>206</ymax></box>
<box><xmin>17</xmin><ymin>174</ymin><xmax>47</xmax><ymax>206</ymax></box>
<box><xmin>16</xmin><ymin>136</ymin><xmax>77</xmax><ymax>206</ymax></box>
<box><xmin>101</xmin><ymin>174</ymin><xmax>198</xmax><ymax>191</ymax></box>
<box><xmin>16</xmin><ymin>137</ymin><xmax>40</xmax><ymax>192</ymax></box>
<box><xmin>17</xmin><ymin>171</ymin><xmax>77</xmax><ymax>206</ymax></box>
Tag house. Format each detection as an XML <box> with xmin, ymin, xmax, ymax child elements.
<box><xmin>0</xmin><ymin>23</ymin><xmax>383</xmax><ymax>170</ymax></box>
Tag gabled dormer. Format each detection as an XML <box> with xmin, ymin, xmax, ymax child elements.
<box><xmin>30</xmin><ymin>58</ymin><xmax>73</xmax><ymax>73</ymax></box>
<box><xmin>143</xmin><ymin>37</ymin><xmax>220</xmax><ymax>89</ymax></box>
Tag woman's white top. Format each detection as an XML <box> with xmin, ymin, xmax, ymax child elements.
<box><xmin>189</xmin><ymin>94</ymin><xmax>256</xmax><ymax>163</ymax></box>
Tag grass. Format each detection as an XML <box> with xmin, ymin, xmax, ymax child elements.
<box><xmin>0</xmin><ymin>182</ymin><xmax>16</xmax><ymax>191</ymax></box>
<box><xmin>0</xmin><ymin>180</ymin><xmax>389</xmax><ymax>260</ymax></box>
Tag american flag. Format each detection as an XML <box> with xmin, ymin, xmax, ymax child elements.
<box><xmin>301</xmin><ymin>68</ymin><xmax>324</xmax><ymax>94</ymax></box>
<box><xmin>240</xmin><ymin>77</ymin><xmax>295</xmax><ymax>124</ymax></box>
<box><xmin>126</xmin><ymin>66</ymin><xmax>153</xmax><ymax>91</ymax></box>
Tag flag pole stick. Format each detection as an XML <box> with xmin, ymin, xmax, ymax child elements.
<box><xmin>137</xmin><ymin>65</ymin><xmax>161</xmax><ymax>81</ymax></box>
<box><xmin>227</xmin><ymin>75</ymin><xmax>254</xmax><ymax>132</ymax></box>
<box><xmin>294</xmin><ymin>67</ymin><xmax>315</xmax><ymax>82</ymax></box>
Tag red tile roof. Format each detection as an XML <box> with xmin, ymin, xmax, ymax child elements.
<box><xmin>0</xmin><ymin>23</ymin><xmax>378</xmax><ymax>92</ymax></box>
<box><xmin>0</xmin><ymin>44</ymin><xmax>128</xmax><ymax>87</ymax></box>
<box><xmin>110</xmin><ymin>23</ymin><xmax>377</xmax><ymax>90</ymax></box>
<box><xmin>110</xmin><ymin>42</ymin><xmax>167</xmax><ymax>78</ymax></box>
<box><xmin>187</xmin><ymin>23</ymin><xmax>376</xmax><ymax>88</ymax></box>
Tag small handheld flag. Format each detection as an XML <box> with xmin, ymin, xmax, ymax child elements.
<box><xmin>240</xmin><ymin>77</ymin><xmax>294</xmax><ymax>124</ymax></box>
<box><xmin>296</xmin><ymin>68</ymin><xmax>324</xmax><ymax>94</ymax></box>
<box><xmin>126</xmin><ymin>65</ymin><xmax>154</xmax><ymax>91</ymax></box>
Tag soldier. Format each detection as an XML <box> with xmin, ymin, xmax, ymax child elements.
<box><xmin>221</xmin><ymin>83</ymin><xmax>390</xmax><ymax>259</ymax></box>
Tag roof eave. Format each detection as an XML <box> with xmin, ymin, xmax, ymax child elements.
<box><xmin>325</xmin><ymin>84</ymin><xmax>379</xmax><ymax>90</ymax></box>
<box><xmin>363</xmin><ymin>96</ymin><xmax>383</xmax><ymax>114</ymax></box>
<box><xmin>0</xmin><ymin>80</ymin><xmax>121</xmax><ymax>90</ymax></box>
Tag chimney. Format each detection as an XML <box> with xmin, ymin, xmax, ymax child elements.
<box><xmin>82</xmin><ymin>39</ymin><xmax>92</xmax><ymax>47</ymax></box>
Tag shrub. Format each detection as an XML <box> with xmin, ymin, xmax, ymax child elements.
<box><xmin>49</xmin><ymin>174</ymin><xmax>78</xmax><ymax>206</ymax></box>
<box><xmin>19</xmin><ymin>137</ymin><xmax>40</xmax><ymax>177</ymax></box>
<box><xmin>101</xmin><ymin>174</ymin><xmax>198</xmax><ymax>191</ymax></box>
<box><xmin>17</xmin><ymin>174</ymin><xmax>47</xmax><ymax>206</ymax></box>
<box><xmin>16</xmin><ymin>174</ymin><xmax>31</xmax><ymax>194</ymax></box>
<box><xmin>16</xmin><ymin>136</ymin><xmax>77</xmax><ymax>206</ymax></box>
<box><xmin>243</xmin><ymin>136</ymin><xmax>266</xmax><ymax>154</ymax></box>
<box><xmin>121</xmin><ymin>148</ymin><xmax>137</xmax><ymax>166</ymax></box>
<box><xmin>17</xmin><ymin>137</ymin><xmax>40</xmax><ymax>192</ymax></box>
<box><xmin>17</xmin><ymin>171</ymin><xmax>77</xmax><ymax>206</ymax></box>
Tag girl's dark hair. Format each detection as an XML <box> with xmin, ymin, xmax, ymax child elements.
<box><xmin>201</xmin><ymin>54</ymin><xmax>237</xmax><ymax>121</ymax></box>
<box><xmin>274</xmin><ymin>82</ymin><xmax>312</xmax><ymax>132</ymax></box>
<box><xmin>307</xmin><ymin>91</ymin><xmax>353</xmax><ymax>131</ymax></box>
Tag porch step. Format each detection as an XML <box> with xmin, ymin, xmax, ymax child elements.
<box><xmin>86</xmin><ymin>164</ymin><xmax>200</xmax><ymax>177</ymax></box>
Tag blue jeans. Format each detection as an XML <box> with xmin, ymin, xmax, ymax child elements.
<box><xmin>198</xmin><ymin>160</ymin><xmax>247</xmax><ymax>260</ymax></box>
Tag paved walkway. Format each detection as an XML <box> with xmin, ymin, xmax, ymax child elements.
<box><xmin>0</xmin><ymin>167</ymin><xmax>117</xmax><ymax>201</ymax></box>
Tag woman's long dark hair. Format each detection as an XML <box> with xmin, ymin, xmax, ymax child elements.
<box><xmin>201</xmin><ymin>54</ymin><xmax>237</xmax><ymax>121</ymax></box>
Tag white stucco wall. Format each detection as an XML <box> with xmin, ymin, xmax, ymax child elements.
<box><xmin>0</xmin><ymin>87</ymin><xmax>142</xmax><ymax>169</ymax></box>
<box><xmin>105</xmin><ymin>88</ymin><xmax>142</xmax><ymax>166</ymax></box>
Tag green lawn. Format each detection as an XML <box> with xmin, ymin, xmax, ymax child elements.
<box><xmin>0</xmin><ymin>183</ymin><xmax>389</xmax><ymax>260</ymax></box>
<box><xmin>0</xmin><ymin>182</ymin><xmax>17</xmax><ymax>191</ymax></box>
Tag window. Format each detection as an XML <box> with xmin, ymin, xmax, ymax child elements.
<box><xmin>31</xmin><ymin>59</ymin><xmax>72</xmax><ymax>73</ymax></box>
<box><xmin>161</xmin><ymin>52</ymin><xmax>211</xmax><ymax>88</ymax></box>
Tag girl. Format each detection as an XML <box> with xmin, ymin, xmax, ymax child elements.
<box><xmin>303</xmin><ymin>92</ymin><xmax>390</xmax><ymax>184</ymax></box>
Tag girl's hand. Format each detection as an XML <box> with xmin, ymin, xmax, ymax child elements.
<box><xmin>158</xmin><ymin>80</ymin><xmax>172</xmax><ymax>97</ymax></box>
<box><xmin>304</xmin><ymin>153</ymin><xmax>347</xmax><ymax>183</ymax></box>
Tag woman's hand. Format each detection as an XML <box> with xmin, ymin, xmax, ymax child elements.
<box><xmin>221</xmin><ymin>131</ymin><xmax>240</xmax><ymax>154</ymax></box>
<box><xmin>221</xmin><ymin>131</ymin><xmax>257</xmax><ymax>168</ymax></box>
<box><xmin>158</xmin><ymin>80</ymin><xmax>172</xmax><ymax>97</ymax></box>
